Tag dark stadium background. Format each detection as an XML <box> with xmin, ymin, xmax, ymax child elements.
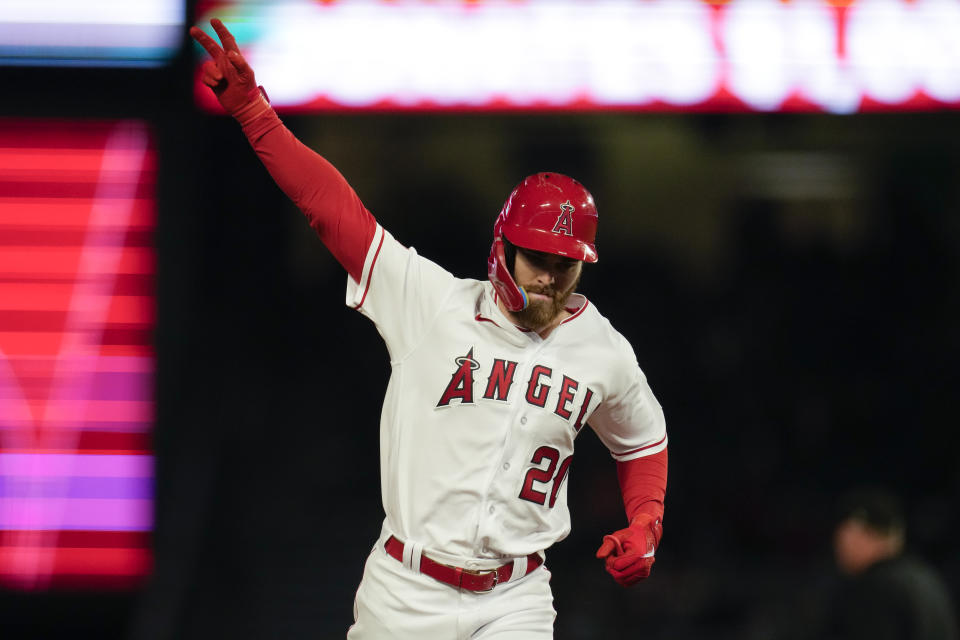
<box><xmin>2</xmin><ymin>15</ymin><xmax>958</xmax><ymax>640</ymax></box>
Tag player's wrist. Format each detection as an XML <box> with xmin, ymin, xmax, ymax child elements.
<box><xmin>626</xmin><ymin>512</ymin><xmax>662</xmax><ymax>552</ymax></box>
<box><xmin>232</xmin><ymin>86</ymin><xmax>272</xmax><ymax>126</ymax></box>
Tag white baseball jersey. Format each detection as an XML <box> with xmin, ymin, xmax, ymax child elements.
<box><xmin>346</xmin><ymin>224</ymin><xmax>667</xmax><ymax>562</ymax></box>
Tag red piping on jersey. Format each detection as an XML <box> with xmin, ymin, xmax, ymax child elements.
<box><xmin>475</xmin><ymin>313</ymin><xmax>501</xmax><ymax>327</ymax></box>
<box><xmin>491</xmin><ymin>290</ymin><xmax>531</xmax><ymax>331</ymax></box>
<box><xmin>352</xmin><ymin>230</ymin><xmax>385</xmax><ymax>311</ymax></box>
<box><xmin>560</xmin><ymin>299</ymin><xmax>589</xmax><ymax>324</ymax></box>
<box><xmin>616</xmin><ymin>433</ymin><xmax>667</xmax><ymax>458</ymax></box>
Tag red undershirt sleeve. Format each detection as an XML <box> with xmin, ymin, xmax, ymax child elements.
<box><xmin>232</xmin><ymin>95</ymin><xmax>376</xmax><ymax>282</ymax></box>
<box><xmin>615</xmin><ymin>447</ymin><xmax>668</xmax><ymax>524</ymax></box>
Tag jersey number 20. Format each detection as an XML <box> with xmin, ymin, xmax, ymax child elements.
<box><xmin>519</xmin><ymin>446</ymin><xmax>573</xmax><ymax>508</ymax></box>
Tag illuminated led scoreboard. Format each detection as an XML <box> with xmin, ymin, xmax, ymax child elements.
<box><xmin>0</xmin><ymin>120</ymin><xmax>155</xmax><ymax>589</ymax></box>
<box><xmin>194</xmin><ymin>0</ymin><xmax>960</xmax><ymax>114</ymax></box>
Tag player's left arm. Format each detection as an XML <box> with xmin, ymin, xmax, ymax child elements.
<box><xmin>595</xmin><ymin>448</ymin><xmax>667</xmax><ymax>587</ymax></box>
<box><xmin>590</xmin><ymin>349</ymin><xmax>668</xmax><ymax>587</ymax></box>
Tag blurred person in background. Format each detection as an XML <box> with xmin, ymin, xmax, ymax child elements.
<box><xmin>826</xmin><ymin>488</ymin><xmax>958</xmax><ymax>640</ymax></box>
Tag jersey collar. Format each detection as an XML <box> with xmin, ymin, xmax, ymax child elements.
<box><xmin>477</xmin><ymin>282</ymin><xmax>589</xmax><ymax>342</ymax></box>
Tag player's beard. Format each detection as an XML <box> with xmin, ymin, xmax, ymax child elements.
<box><xmin>514</xmin><ymin>272</ymin><xmax>582</xmax><ymax>331</ymax></box>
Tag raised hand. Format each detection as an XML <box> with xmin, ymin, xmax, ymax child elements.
<box><xmin>189</xmin><ymin>19</ymin><xmax>261</xmax><ymax>115</ymax></box>
<box><xmin>595</xmin><ymin>512</ymin><xmax>662</xmax><ymax>587</ymax></box>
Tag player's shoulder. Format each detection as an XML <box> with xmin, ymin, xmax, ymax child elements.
<box><xmin>423</xmin><ymin>272</ymin><xmax>488</xmax><ymax>311</ymax></box>
<box><xmin>567</xmin><ymin>296</ymin><xmax>640</xmax><ymax>360</ymax></box>
<box><xmin>451</xmin><ymin>275</ymin><xmax>488</xmax><ymax>297</ymax></box>
<box><xmin>574</xmin><ymin>297</ymin><xmax>630</xmax><ymax>343</ymax></box>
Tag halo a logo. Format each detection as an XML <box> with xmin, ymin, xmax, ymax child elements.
<box><xmin>553</xmin><ymin>200</ymin><xmax>575</xmax><ymax>236</ymax></box>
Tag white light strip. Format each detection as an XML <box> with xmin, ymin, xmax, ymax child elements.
<box><xmin>0</xmin><ymin>24</ymin><xmax>182</xmax><ymax>49</ymax></box>
<box><xmin>195</xmin><ymin>0</ymin><xmax>960</xmax><ymax>112</ymax></box>
<box><xmin>0</xmin><ymin>0</ymin><xmax>184</xmax><ymax>66</ymax></box>
<box><xmin>1</xmin><ymin>0</ymin><xmax>183</xmax><ymax>25</ymax></box>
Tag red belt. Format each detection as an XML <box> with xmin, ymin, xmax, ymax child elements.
<box><xmin>384</xmin><ymin>535</ymin><xmax>543</xmax><ymax>593</ymax></box>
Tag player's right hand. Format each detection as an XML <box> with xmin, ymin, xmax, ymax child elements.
<box><xmin>189</xmin><ymin>19</ymin><xmax>261</xmax><ymax>115</ymax></box>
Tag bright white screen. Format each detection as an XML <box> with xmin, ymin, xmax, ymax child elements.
<box><xmin>193</xmin><ymin>0</ymin><xmax>960</xmax><ymax>113</ymax></box>
<box><xmin>1</xmin><ymin>0</ymin><xmax>184</xmax><ymax>67</ymax></box>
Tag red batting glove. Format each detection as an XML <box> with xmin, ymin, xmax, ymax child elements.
<box><xmin>595</xmin><ymin>512</ymin><xmax>662</xmax><ymax>587</ymax></box>
<box><xmin>189</xmin><ymin>19</ymin><xmax>264</xmax><ymax>116</ymax></box>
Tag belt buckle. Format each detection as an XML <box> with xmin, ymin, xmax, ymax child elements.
<box><xmin>462</xmin><ymin>567</ymin><xmax>499</xmax><ymax>593</ymax></box>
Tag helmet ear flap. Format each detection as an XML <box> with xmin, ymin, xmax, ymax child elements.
<box><xmin>487</xmin><ymin>236</ymin><xmax>528</xmax><ymax>312</ymax></box>
<box><xmin>501</xmin><ymin>235</ymin><xmax>517</xmax><ymax>274</ymax></box>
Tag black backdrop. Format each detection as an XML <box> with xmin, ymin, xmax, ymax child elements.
<box><xmin>1</xmin><ymin>23</ymin><xmax>958</xmax><ymax>640</ymax></box>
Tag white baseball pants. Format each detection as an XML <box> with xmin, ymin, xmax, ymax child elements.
<box><xmin>347</xmin><ymin>536</ymin><xmax>556</xmax><ymax>639</ymax></box>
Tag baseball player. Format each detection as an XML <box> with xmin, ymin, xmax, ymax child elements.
<box><xmin>191</xmin><ymin>19</ymin><xmax>668</xmax><ymax>639</ymax></box>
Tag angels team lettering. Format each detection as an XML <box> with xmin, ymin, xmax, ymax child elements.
<box><xmin>436</xmin><ymin>347</ymin><xmax>595</xmax><ymax>430</ymax></box>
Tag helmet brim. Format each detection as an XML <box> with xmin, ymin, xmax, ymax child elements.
<box><xmin>503</xmin><ymin>225</ymin><xmax>598</xmax><ymax>263</ymax></box>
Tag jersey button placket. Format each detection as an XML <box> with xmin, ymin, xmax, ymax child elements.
<box><xmin>476</xmin><ymin>345</ymin><xmax>546</xmax><ymax>552</ymax></box>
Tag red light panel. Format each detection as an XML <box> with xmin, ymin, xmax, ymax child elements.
<box><xmin>0</xmin><ymin>120</ymin><xmax>156</xmax><ymax>590</ymax></box>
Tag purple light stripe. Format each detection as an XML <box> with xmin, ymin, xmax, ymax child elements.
<box><xmin>0</xmin><ymin>454</ymin><xmax>152</xmax><ymax>478</ymax></box>
<box><xmin>0</xmin><ymin>377</ymin><xmax>153</xmax><ymax>405</ymax></box>
<box><xmin>41</xmin><ymin>420</ymin><xmax>152</xmax><ymax>434</ymax></box>
<box><xmin>0</xmin><ymin>476</ymin><xmax>152</xmax><ymax>500</ymax></box>
<box><xmin>88</xmin><ymin>371</ymin><xmax>152</xmax><ymax>403</ymax></box>
<box><xmin>0</xmin><ymin>497</ymin><xmax>151</xmax><ymax>531</ymax></box>
<box><xmin>94</xmin><ymin>356</ymin><xmax>153</xmax><ymax>374</ymax></box>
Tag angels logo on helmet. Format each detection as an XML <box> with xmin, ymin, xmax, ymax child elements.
<box><xmin>552</xmin><ymin>200</ymin><xmax>576</xmax><ymax>236</ymax></box>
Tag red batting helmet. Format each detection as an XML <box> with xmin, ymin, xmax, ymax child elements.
<box><xmin>487</xmin><ymin>172</ymin><xmax>599</xmax><ymax>311</ymax></box>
